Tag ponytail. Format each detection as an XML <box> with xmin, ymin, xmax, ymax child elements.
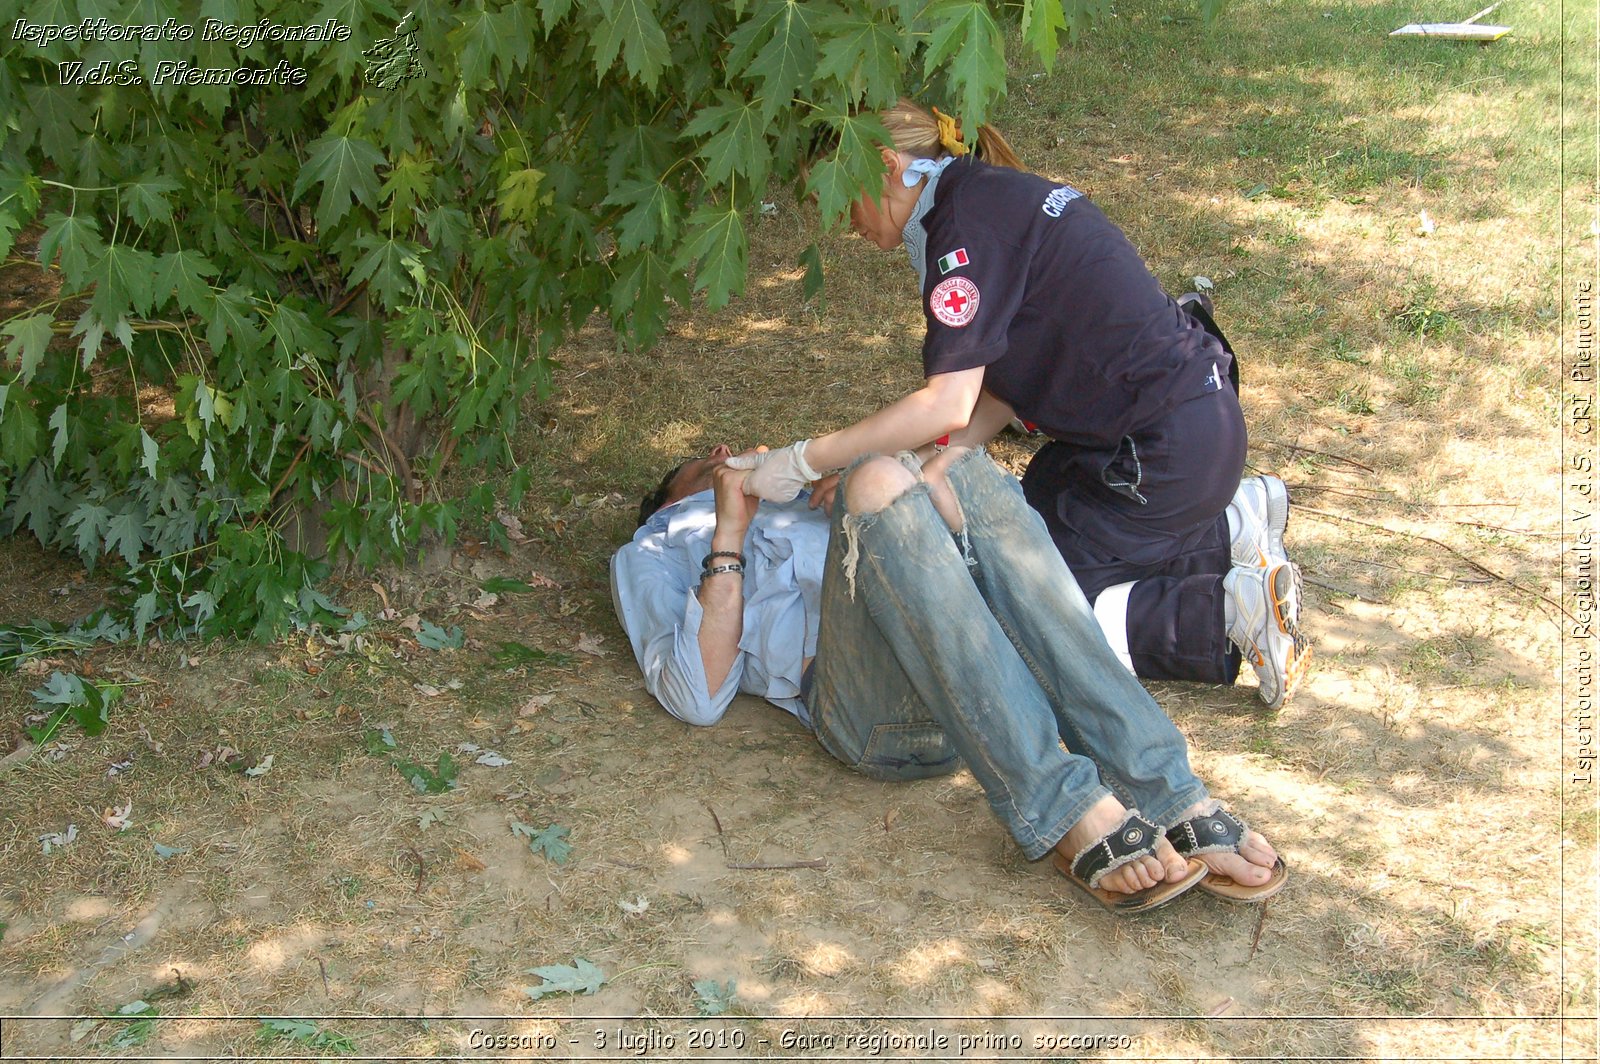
<box><xmin>880</xmin><ymin>97</ymin><xmax>1025</xmax><ymax>171</ymax></box>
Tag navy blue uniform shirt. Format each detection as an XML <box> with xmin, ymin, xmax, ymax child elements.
<box><xmin>917</xmin><ymin>158</ymin><xmax>1232</xmax><ymax>458</ymax></box>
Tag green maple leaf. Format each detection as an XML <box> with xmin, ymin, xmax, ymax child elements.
<box><xmin>610</xmin><ymin>248</ymin><xmax>688</xmax><ymax>349</ymax></box>
<box><xmin>803</xmin><ymin>111</ymin><xmax>891</xmax><ymax>225</ymax></box>
<box><xmin>813</xmin><ymin>10</ymin><xmax>903</xmax><ymax>106</ymax></box>
<box><xmin>1063</xmin><ymin>0</ymin><xmax>1114</xmax><ymax>40</ymax></box>
<box><xmin>1021</xmin><ymin>0</ymin><xmax>1069</xmax><ymax>73</ymax></box>
<box><xmin>726</xmin><ymin>0</ymin><xmax>834</xmax><ymax>120</ymax></box>
<box><xmin>682</xmin><ymin>92</ymin><xmax>771</xmax><ymax>189</ymax></box>
<box><xmin>538</xmin><ymin>0</ymin><xmax>574</xmax><ymax>33</ymax></box>
<box><xmin>380</xmin><ymin>153</ymin><xmax>435</xmax><ymax>213</ymax></box>
<box><xmin>492</xmin><ymin>3</ymin><xmax>534</xmax><ymax>72</ymax></box>
<box><xmin>604</xmin><ymin>175</ymin><xmax>682</xmax><ymax>254</ymax></box>
<box><xmin>139</xmin><ymin>428</ymin><xmax>159</xmax><ymax>478</ymax></box>
<box><xmin>292</xmin><ymin>133</ymin><xmax>387</xmax><ymax>233</ymax></box>
<box><xmin>152</xmin><ymin>249</ymin><xmax>218</xmax><ymax>314</ymax></box>
<box><xmin>37</xmin><ymin>212</ymin><xmax>103</xmax><ymax>284</ymax></box>
<box><xmin>123</xmin><ymin>174</ymin><xmax>180</xmax><ymax>227</ymax></box>
<box><xmin>524</xmin><ymin>957</ymin><xmax>605</xmax><ymax>1000</ymax></box>
<box><xmin>591</xmin><ymin>0</ymin><xmax>671</xmax><ymax>89</ymax></box>
<box><xmin>797</xmin><ymin>242</ymin><xmax>825</xmax><ymax>303</ymax></box>
<box><xmin>673</xmin><ymin>203</ymin><xmax>747</xmax><ymax>310</ymax></box>
<box><xmin>512</xmin><ymin>821</ymin><xmax>572</xmax><ymax>864</ymax></box>
<box><xmin>4</xmin><ymin>313</ymin><xmax>54</xmax><ymax>384</ymax></box>
<box><xmin>451</xmin><ymin>5</ymin><xmax>500</xmax><ymax>84</ymax></box>
<box><xmin>105</xmin><ymin>507</ymin><xmax>146</xmax><ymax>567</ymax></box>
<box><xmin>923</xmin><ymin>0</ymin><xmax>1006</xmax><ymax>135</ymax></box>
<box><xmin>48</xmin><ymin>404</ymin><xmax>67</xmax><ymax>468</ymax></box>
<box><xmin>64</xmin><ymin>500</ymin><xmax>111</xmax><ymax>559</ymax></box>
<box><xmin>347</xmin><ymin>235</ymin><xmax>426</xmax><ymax>309</ymax></box>
<box><xmin>498</xmin><ymin>168</ymin><xmax>551</xmax><ymax>224</ymax></box>
<box><xmin>265</xmin><ymin>303</ymin><xmax>333</xmax><ymax>363</ymax></box>
<box><xmin>206</xmin><ymin>286</ymin><xmax>265</xmax><ymax>357</ymax></box>
<box><xmin>89</xmin><ymin>243</ymin><xmax>159</xmax><ymax>323</ymax></box>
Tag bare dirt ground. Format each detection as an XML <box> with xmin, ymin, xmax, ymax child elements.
<box><xmin>2</xmin><ymin>2</ymin><xmax>1596</xmax><ymax>1061</ymax></box>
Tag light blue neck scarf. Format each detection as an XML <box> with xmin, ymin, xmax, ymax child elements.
<box><xmin>900</xmin><ymin>155</ymin><xmax>956</xmax><ymax>290</ymax></box>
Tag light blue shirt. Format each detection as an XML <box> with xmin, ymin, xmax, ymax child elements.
<box><xmin>610</xmin><ymin>490</ymin><xmax>830</xmax><ymax>728</ymax></box>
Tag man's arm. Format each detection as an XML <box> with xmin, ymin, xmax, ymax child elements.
<box><xmin>696</xmin><ymin>463</ymin><xmax>759</xmax><ymax>691</ymax></box>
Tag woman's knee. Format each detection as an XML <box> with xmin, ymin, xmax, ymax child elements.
<box><xmin>842</xmin><ymin>455</ymin><xmax>918</xmax><ymax>514</ymax></box>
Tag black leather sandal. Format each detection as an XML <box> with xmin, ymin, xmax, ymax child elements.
<box><xmin>1165</xmin><ymin>804</ymin><xmax>1288</xmax><ymax>903</ymax></box>
<box><xmin>1052</xmin><ymin>810</ymin><xmax>1207</xmax><ymax>914</ymax></box>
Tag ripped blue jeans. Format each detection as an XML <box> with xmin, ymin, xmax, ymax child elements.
<box><xmin>804</xmin><ymin>448</ymin><xmax>1208</xmax><ymax>860</ymax></box>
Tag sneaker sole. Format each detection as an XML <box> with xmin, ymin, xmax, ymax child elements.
<box><xmin>1261</xmin><ymin>475</ymin><xmax>1289</xmax><ymax>560</ymax></box>
<box><xmin>1260</xmin><ymin>563</ymin><xmax>1312</xmax><ymax>709</ymax></box>
<box><xmin>1232</xmin><ymin>475</ymin><xmax>1291</xmax><ymax>569</ymax></box>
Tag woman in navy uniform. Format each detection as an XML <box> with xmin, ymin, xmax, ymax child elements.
<box><xmin>730</xmin><ymin>99</ymin><xmax>1309</xmax><ymax>709</ymax></box>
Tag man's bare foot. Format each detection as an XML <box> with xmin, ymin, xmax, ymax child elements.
<box><xmin>1055</xmin><ymin>794</ymin><xmax>1188</xmax><ymax>895</ymax></box>
<box><xmin>1172</xmin><ymin>799</ymin><xmax>1278</xmax><ymax>885</ymax></box>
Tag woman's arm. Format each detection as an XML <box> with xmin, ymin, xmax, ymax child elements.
<box><xmin>804</xmin><ymin>366</ymin><xmax>986</xmax><ymax>473</ymax></box>
<box><xmin>914</xmin><ymin>388</ymin><xmax>1015</xmax><ymax>462</ymax></box>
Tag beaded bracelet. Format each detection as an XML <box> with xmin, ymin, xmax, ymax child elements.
<box><xmin>702</xmin><ymin>550</ymin><xmax>745</xmax><ymax>570</ymax></box>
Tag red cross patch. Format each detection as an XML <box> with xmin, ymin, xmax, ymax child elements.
<box><xmin>929</xmin><ymin>276</ymin><xmax>980</xmax><ymax>328</ymax></box>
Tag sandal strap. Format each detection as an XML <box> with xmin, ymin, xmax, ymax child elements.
<box><xmin>1070</xmin><ymin>811</ymin><xmax>1160</xmax><ymax>889</ymax></box>
<box><xmin>1166</xmin><ymin>806</ymin><xmax>1247</xmax><ymax>858</ymax></box>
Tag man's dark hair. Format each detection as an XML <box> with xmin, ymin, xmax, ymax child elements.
<box><xmin>637</xmin><ymin>461</ymin><xmax>688</xmax><ymax>528</ymax></box>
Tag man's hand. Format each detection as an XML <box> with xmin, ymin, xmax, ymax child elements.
<box><xmin>711</xmin><ymin>462</ymin><xmax>761</xmax><ymax>541</ymax></box>
<box><xmin>807</xmin><ymin>472</ymin><xmax>841</xmax><ymax>517</ymax></box>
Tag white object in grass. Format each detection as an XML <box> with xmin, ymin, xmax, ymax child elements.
<box><xmin>1389</xmin><ymin>22</ymin><xmax>1510</xmax><ymax>39</ymax></box>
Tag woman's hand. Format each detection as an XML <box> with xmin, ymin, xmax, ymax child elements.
<box><xmin>726</xmin><ymin>440</ymin><xmax>819</xmax><ymax>502</ymax></box>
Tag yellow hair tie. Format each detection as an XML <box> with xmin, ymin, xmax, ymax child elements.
<box><xmin>931</xmin><ymin>107</ymin><xmax>969</xmax><ymax>157</ymax></box>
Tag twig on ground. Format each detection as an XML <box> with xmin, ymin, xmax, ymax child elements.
<box><xmin>706</xmin><ymin>803</ymin><xmax>730</xmax><ymax>860</ymax></box>
<box><xmin>1258</xmin><ymin>439</ymin><xmax>1375</xmax><ymax>473</ymax></box>
<box><xmin>1455</xmin><ymin>520</ymin><xmax>1560</xmax><ymax>537</ymax></box>
<box><xmin>1289</xmin><ymin>484</ymin><xmax>1395</xmax><ymax>502</ymax></box>
<box><xmin>1303</xmin><ymin>575</ymin><xmax>1365</xmax><ymax>597</ymax></box>
<box><xmin>1298</xmin><ymin>506</ymin><xmax>1572</xmax><ymax>623</ymax></box>
<box><xmin>405</xmin><ymin>846</ymin><xmax>425</xmax><ymax>894</ymax></box>
<box><xmin>1351</xmin><ymin>557</ymin><xmax>1492</xmax><ymax>584</ymax></box>
<box><xmin>317</xmin><ymin>956</ymin><xmax>331</xmax><ymax>999</ymax></box>
<box><xmin>1249</xmin><ymin>902</ymin><xmax>1268</xmax><ymax>961</ymax></box>
<box><xmin>725</xmin><ymin>858</ymin><xmax>829</xmax><ymax>871</ymax></box>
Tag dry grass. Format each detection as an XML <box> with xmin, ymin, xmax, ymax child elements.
<box><xmin>1</xmin><ymin>0</ymin><xmax>1595</xmax><ymax>1059</ymax></box>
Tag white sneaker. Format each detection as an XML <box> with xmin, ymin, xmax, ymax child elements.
<box><xmin>1225</xmin><ymin>562</ymin><xmax>1312</xmax><ymax>709</ymax></box>
<box><xmin>1227</xmin><ymin>475</ymin><xmax>1290</xmax><ymax>569</ymax></box>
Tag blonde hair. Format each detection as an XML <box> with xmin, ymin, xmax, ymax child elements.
<box><xmin>880</xmin><ymin>98</ymin><xmax>1024</xmax><ymax>171</ymax></box>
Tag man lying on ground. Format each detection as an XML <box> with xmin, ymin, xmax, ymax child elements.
<box><xmin>611</xmin><ymin>444</ymin><xmax>1285</xmax><ymax>912</ymax></box>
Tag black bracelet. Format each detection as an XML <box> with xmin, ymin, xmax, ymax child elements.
<box><xmin>702</xmin><ymin>550</ymin><xmax>745</xmax><ymax>570</ymax></box>
<box><xmin>700</xmin><ymin>563</ymin><xmax>745</xmax><ymax>582</ymax></box>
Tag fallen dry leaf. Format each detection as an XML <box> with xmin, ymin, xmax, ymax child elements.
<box><xmin>574</xmin><ymin>633</ymin><xmax>607</xmax><ymax>657</ymax></box>
<box><xmin>102</xmin><ymin>801</ymin><xmax>134</xmax><ymax>831</ymax></box>
<box><xmin>519</xmin><ymin>694</ymin><xmax>556</xmax><ymax>717</ymax></box>
<box><xmin>495</xmin><ymin>508</ymin><xmax>530</xmax><ymax>543</ymax></box>
<box><xmin>455</xmin><ymin>849</ymin><xmax>487</xmax><ymax>872</ymax></box>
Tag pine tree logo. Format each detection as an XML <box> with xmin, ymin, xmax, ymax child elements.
<box><xmin>363</xmin><ymin>11</ymin><xmax>423</xmax><ymax>89</ymax></box>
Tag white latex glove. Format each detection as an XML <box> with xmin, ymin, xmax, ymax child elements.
<box><xmin>724</xmin><ymin>440</ymin><xmax>820</xmax><ymax>502</ymax></box>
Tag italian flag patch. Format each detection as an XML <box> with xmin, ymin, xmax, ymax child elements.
<box><xmin>937</xmin><ymin>248</ymin><xmax>969</xmax><ymax>274</ymax></box>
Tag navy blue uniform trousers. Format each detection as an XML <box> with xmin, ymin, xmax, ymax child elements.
<box><xmin>1020</xmin><ymin>387</ymin><xmax>1246</xmax><ymax>684</ymax></box>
